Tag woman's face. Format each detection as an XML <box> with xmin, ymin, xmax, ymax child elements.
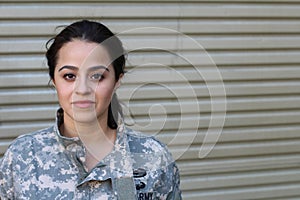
<box><xmin>53</xmin><ymin>39</ymin><xmax>120</xmax><ymax>125</ymax></box>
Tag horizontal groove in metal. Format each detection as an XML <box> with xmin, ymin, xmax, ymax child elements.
<box><xmin>119</xmin><ymin>81</ymin><xmax>300</xmax><ymax>98</ymax></box>
<box><xmin>263</xmin><ymin>196</ymin><xmax>300</xmax><ymax>200</ymax></box>
<box><xmin>2</xmin><ymin>19</ymin><xmax>300</xmax><ymax>36</ymax></box>
<box><xmin>3</xmin><ymin>35</ymin><xmax>300</xmax><ymax>52</ymax></box>
<box><xmin>0</xmin><ymin>122</ymin><xmax>53</xmax><ymax>138</ymax></box>
<box><xmin>2</xmin><ymin>0</ymin><xmax>300</xmax><ymax>3</ymax></box>
<box><xmin>264</xmin><ymin>197</ymin><xmax>300</xmax><ymax>200</ymax></box>
<box><xmin>178</xmin><ymin>154</ymin><xmax>300</xmax><ymax>175</ymax></box>
<box><xmin>182</xmin><ymin>182</ymin><xmax>300</xmax><ymax>200</ymax></box>
<box><xmin>1</xmin><ymin>51</ymin><xmax>300</xmax><ymax>71</ymax></box>
<box><xmin>2</xmin><ymin>3</ymin><xmax>300</xmax><ymax>19</ymax></box>
<box><xmin>76</xmin><ymin>109</ymin><xmax>300</xmax><ymax>129</ymax></box>
<box><xmin>170</xmin><ymin>139</ymin><xmax>300</xmax><ymax>159</ymax></box>
<box><xmin>181</xmin><ymin>168</ymin><xmax>300</xmax><ymax>190</ymax></box>
<box><xmin>125</xmin><ymin>95</ymin><xmax>300</xmax><ymax>114</ymax></box>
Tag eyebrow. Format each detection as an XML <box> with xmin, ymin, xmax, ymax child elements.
<box><xmin>58</xmin><ymin>65</ymin><xmax>109</xmax><ymax>72</ymax></box>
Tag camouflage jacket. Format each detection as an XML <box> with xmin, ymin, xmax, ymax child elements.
<box><xmin>0</xmin><ymin>112</ymin><xmax>182</xmax><ymax>200</ymax></box>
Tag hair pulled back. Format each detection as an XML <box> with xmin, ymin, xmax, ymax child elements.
<box><xmin>46</xmin><ymin>20</ymin><xmax>125</xmax><ymax>129</ymax></box>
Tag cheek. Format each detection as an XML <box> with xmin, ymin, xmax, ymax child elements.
<box><xmin>95</xmin><ymin>83</ymin><xmax>115</xmax><ymax>100</ymax></box>
<box><xmin>55</xmin><ymin>83</ymin><xmax>73</xmax><ymax>100</ymax></box>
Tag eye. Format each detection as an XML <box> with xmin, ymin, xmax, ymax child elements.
<box><xmin>90</xmin><ymin>73</ymin><xmax>103</xmax><ymax>81</ymax></box>
<box><xmin>63</xmin><ymin>73</ymin><xmax>76</xmax><ymax>81</ymax></box>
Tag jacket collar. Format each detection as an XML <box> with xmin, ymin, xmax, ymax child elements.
<box><xmin>53</xmin><ymin>108</ymin><xmax>134</xmax><ymax>179</ymax></box>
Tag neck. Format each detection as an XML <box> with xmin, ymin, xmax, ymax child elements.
<box><xmin>61</xmin><ymin>107</ymin><xmax>101</xmax><ymax>133</ymax></box>
<box><xmin>63</xmin><ymin>117</ymin><xmax>107</xmax><ymax>137</ymax></box>
<box><xmin>61</xmin><ymin>112</ymin><xmax>117</xmax><ymax>167</ymax></box>
<box><xmin>62</xmin><ymin>112</ymin><xmax>116</xmax><ymax>140</ymax></box>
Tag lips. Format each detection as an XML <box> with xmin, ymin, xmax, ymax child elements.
<box><xmin>72</xmin><ymin>100</ymin><xmax>95</xmax><ymax>108</ymax></box>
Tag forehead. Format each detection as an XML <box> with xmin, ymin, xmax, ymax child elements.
<box><xmin>57</xmin><ymin>39</ymin><xmax>112</xmax><ymax>69</ymax></box>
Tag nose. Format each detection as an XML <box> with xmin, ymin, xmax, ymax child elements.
<box><xmin>74</xmin><ymin>77</ymin><xmax>92</xmax><ymax>95</ymax></box>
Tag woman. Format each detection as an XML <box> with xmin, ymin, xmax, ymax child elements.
<box><xmin>0</xmin><ymin>20</ymin><xmax>182</xmax><ymax>199</ymax></box>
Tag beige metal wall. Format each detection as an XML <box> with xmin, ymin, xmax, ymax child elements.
<box><xmin>1</xmin><ymin>1</ymin><xmax>300</xmax><ymax>199</ymax></box>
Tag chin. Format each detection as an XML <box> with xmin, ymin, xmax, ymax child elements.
<box><xmin>72</xmin><ymin>111</ymin><xmax>98</xmax><ymax>123</ymax></box>
<box><xmin>73</xmin><ymin>109</ymin><xmax>107</xmax><ymax>123</ymax></box>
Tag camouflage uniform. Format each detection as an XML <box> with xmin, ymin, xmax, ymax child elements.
<box><xmin>0</xmin><ymin>109</ymin><xmax>182</xmax><ymax>200</ymax></box>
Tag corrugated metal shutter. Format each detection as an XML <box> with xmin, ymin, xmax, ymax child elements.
<box><xmin>1</xmin><ymin>1</ymin><xmax>300</xmax><ymax>199</ymax></box>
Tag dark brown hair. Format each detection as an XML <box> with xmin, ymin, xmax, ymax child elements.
<box><xmin>46</xmin><ymin>20</ymin><xmax>125</xmax><ymax>129</ymax></box>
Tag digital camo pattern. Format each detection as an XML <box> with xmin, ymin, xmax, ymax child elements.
<box><xmin>0</xmin><ymin>112</ymin><xmax>182</xmax><ymax>200</ymax></box>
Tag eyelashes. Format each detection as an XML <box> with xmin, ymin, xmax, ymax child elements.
<box><xmin>90</xmin><ymin>73</ymin><xmax>103</xmax><ymax>81</ymax></box>
<box><xmin>62</xmin><ymin>73</ymin><xmax>104</xmax><ymax>82</ymax></box>
<box><xmin>63</xmin><ymin>73</ymin><xmax>76</xmax><ymax>81</ymax></box>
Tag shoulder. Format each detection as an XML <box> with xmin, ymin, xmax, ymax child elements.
<box><xmin>0</xmin><ymin>126</ymin><xmax>57</xmax><ymax>198</ymax></box>
<box><xmin>125</xmin><ymin>127</ymin><xmax>168</xmax><ymax>152</ymax></box>
<box><xmin>0</xmin><ymin>126</ymin><xmax>58</xmax><ymax>174</ymax></box>
<box><xmin>124</xmin><ymin>127</ymin><xmax>175</xmax><ymax>166</ymax></box>
<box><xmin>1</xmin><ymin>126</ymin><xmax>57</xmax><ymax>160</ymax></box>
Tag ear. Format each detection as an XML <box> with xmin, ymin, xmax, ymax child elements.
<box><xmin>114</xmin><ymin>73</ymin><xmax>123</xmax><ymax>91</ymax></box>
<box><xmin>51</xmin><ymin>79</ymin><xmax>56</xmax><ymax>88</ymax></box>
